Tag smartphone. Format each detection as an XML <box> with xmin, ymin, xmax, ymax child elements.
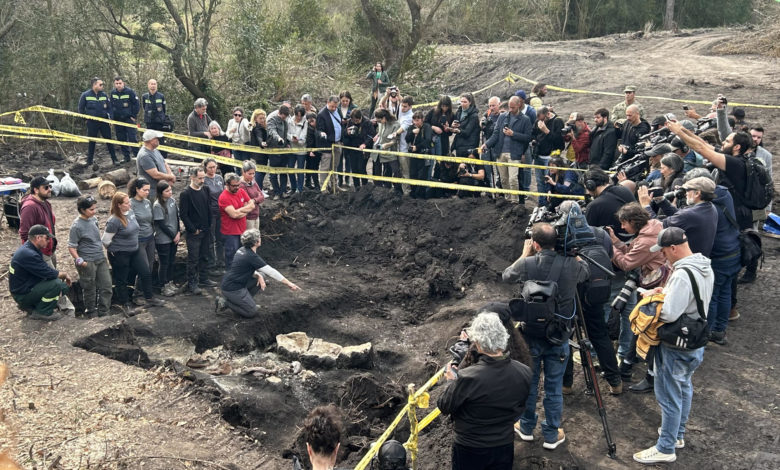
<box><xmin>682</xmin><ymin>105</ymin><xmax>689</xmax><ymax>111</ymax></box>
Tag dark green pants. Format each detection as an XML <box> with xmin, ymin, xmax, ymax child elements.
<box><xmin>13</xmin><ymin>279</ymin><xmax>69</xmax><ymax>316</ymax></box>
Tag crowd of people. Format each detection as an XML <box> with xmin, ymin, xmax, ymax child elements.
<box><xmin>8</xmin><ymin>71</ymin><xmax>775</xmax><ymax>468</ymax></box>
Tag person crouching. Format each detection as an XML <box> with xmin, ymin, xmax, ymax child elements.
<box><xmin>215</xmin><ymin>229</ymin><xmax>299</xmax><ymax>318</ymax></box>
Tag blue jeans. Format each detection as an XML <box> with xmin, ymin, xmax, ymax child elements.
<box><xmin>519</xmin><ymin>336</ymin><xmax>569</xmax><ymax>443</ymax></box>
<box><xmin>707</xmin><ymin>253</ymin><xmax>741</xmax><ymax>333</ymax></box>
<box><xmin>223</xmin><ymin>234</ymin><xmax>241</xmax><ymax>269</ymax></box>
<box><xmin>292</xmin><ymin>154</ymin><xmax>306</xmax><ymax>192</ymax></box>
<box><xmin>534</xmin><ymin>154</ymin><xmax>551</xmax><ymax>205</ymax></box>
<box><xmin>605</xmin><ymin>271</ymin><xmax>638</xmax><ymax>358</ymax></box>
<box><xmin>654</xmin><ymin>344</ymin><xmax>704</xmax><ymax>454</ymax></box>
<box><xmin>481</xmin><ymin>148</ymin><xmax>497</xmax><ymax>188</ymax></box>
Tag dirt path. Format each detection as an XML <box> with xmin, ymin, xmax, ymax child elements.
<box><xmin>1</xmin><ymin>28</ymin><xmax>780</xmax><ymax>470</ymax></box>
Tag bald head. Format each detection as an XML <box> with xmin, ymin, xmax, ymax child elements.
<box><xmin>626</xmin><ymin>104</ymin><xmax>640</xmax><ymax>124</ymax></box>
<box><xmin>508</xmin><ymin>96</ymin><xmax>521</xmax><ymax>114</ymax></box>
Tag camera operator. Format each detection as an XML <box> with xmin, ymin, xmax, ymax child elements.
<box><xmin>616</xmin><ymin>105</ymin><xmax>650</xmax><ymax>161</ymax></box>
<box><xmin>404</xmin><ymin>111</ymin><xmax>433</xmax><ymax>198</ymax></box>
<box><xmin>590</xmin><ymin>108</ymin><xmax>618</xmax><ymax>170</ymax></box>
<box><xmin>480</xmin><ymin>96</ymin><xmax>502</xmax><ymax>188</ymax></box>
<box><xmin>615</xmin><ymin>143</ymin><xmax>671</xmax><ymax>186</ymax></box>
<box><xmin>451</xmin><ymin>93</ymin><xmax>481</xmax><ymax>158</ymax></box>
<box><xmin>437</xmin><ymin>312</ymin><xmax>532</xmax><ymax>470</ymax></box>
<box><xmin>543</xmin><ymin>157</ymin><xmax>584</xmax><ymax>210</ymax></box>
<box><xmin>531</xmin><ymin>107</ymin><xmax>565</xmax><ymax>206</ymax></box>
<box><xmin>502</xmin><ymin>223</ymin><xmax>590</xmax><ymax>450</ymax></box>
<box><xmin>341</xmin><ymin>109</ymin><xmax>375</xmax><ymax>190</ymax></box>
<box><xmin>562</xmin><ymin>112</ymin><xmax>590</xmax><ymax>168</ymax></box>
<box><xmin>484</xmin><ymin>96</ymin><xmax>533</xmax><ymax>204</ymax></box>
<box><xmin>633</xmin><ymin>227</ymin><xmax>713</xmax><ymax>464</ymax></box>
<box><xmin>455</xmin><ymin>154</ymin><xmax>487</xmax><ymax>198</ymax></box>
<box><xmin>583</xmin><ymin>168</ymin><xmax>635</xmax><ymax>240</ymax></box>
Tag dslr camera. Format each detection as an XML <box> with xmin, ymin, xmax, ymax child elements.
<box><xmin>347</xmin><ymin>125</ymin><xmax>358</xmax><ymax>136</ymax></box>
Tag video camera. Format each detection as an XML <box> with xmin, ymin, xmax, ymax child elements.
<box><xmin>524</xmin><ymin>203</ymin><xmax>596</xmax><ymax>256</ymax></box>
<box><xmin>609</xmin><ymin>128</ymin><xmax>675</xmax><ymax>183</ymax></box>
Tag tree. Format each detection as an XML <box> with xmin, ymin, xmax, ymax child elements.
<box><xmin>0</xmin><ymin>1</ymin><xmax>17</xmax><ymax>42</ymax></box>
<box><xmin>80</xmin><ymin>0</ymin><xmax>226</xmax><ymax>119</ymax></box>
<box><xmin>663</xmin><ymin>0</ymin><xmax>676</xmax><ymax>30</ymax></box>
<box><xmin>359</xmin><ymin>0</ymin><xmax>445</xmax><ymax>76</ymax></box>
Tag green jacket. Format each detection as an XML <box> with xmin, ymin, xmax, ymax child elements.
<box><xmin>366</xmin><ymin>70</ymin><xmax>391</xmax><ymax>94</ymax></box>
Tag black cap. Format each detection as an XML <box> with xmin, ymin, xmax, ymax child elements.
<box><xmin>28</xmin><ymin>224</ymin><xmax>54</xmax><ymax>239</ymax></box>
<box><xmin>30</xmin><ymin>176</ymin><xmax>49</xmax><ymax>190</ymax></box>
<box><xmin>646</xmin><ymin>143</ymin><xmax>673</xmax><ymax>157</ymax></box>
<box><xmin>650</xmin><ymin>227</ymin><xmax>687</xmax><ymax>252</ymax></box>
<box><xmin>731</xmin><ymin>108</ymin><xmax>745</xmax><ymax>119</ymax></box>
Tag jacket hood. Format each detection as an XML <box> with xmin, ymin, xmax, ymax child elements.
<box><xmin>712</xmin><ymin>185</ymin><xmax>731</xmax><ymax>206</ymax></box>
<box><xmin>672</xmin><ymin>252</ymin><xmax>711</xmax><ymax>275</ymax></box>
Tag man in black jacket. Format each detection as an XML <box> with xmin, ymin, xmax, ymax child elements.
<box><xmin>316</xmin><ymin>96</ymin><xmax>343</xmax><ymax>192</ymax></box>
<box><xmin>179</xmin><ymin>168</ymin><xmax>212</xmax><ymax>295</ymax></box>
<box><xmin>342</xmin><ymin>109</ymin><xmax>375</xmax><ymax>189</ymax></box>
<box><xmin>616</xmin><ymin>105</ymin><xmax>651</xmax><ymax>162</ymax></box>
<box><xmin>590</xmin><ymin>108</ymin><xmax>618</xmax><ymax>170</ymax></box>
<box><xmin>531</xmin><ymin>107</ymin><xmax>565</xmax><ymax>205</ymax></box>
<box><xmin>438</xmin><ymin>311</ymin><xmax>532</xmax><ymax>470</ymax></box>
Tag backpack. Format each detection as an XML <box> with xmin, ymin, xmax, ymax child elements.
<box><xmin>741</xmin><ymin>153</ymin><xmax>774</xmax><ymax>210</ymax></box>
<box><xmin>577</xmin><ymin>238</ymin><xmax>614</xmax><ymax>306</ymax></box>
<box><xmin>509</xmin><ymin>256</ymin><xmax>571</xmax><ymax>345</ymax></box>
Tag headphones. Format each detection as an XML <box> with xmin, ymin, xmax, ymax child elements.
<box><xmin>585</xmin><ymin>178</ymin><xmax>598</xmax><ymax>192</ymax></box>
<box><xmin>584</xmin><ymin>169</ymin><xmax>609</xmax><ymax>192</ymax></box>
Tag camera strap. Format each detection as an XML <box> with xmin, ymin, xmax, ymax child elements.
<box><xmin>525</xmin><ymin>254</ymin><xmax>565</xmax><ymax>284</ymax></box>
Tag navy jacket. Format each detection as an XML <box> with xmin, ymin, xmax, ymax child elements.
<box><xmin>315</xmin><ymin>107</ymin><xmax>339</xmax><ymax>147</ymax></box>
<box><xmin>142</xmin><ymin>92</ymin><xmax>167</xmax><ymax>126</ymax></box>
<box><xmin>648</xmin><ymin>199</ymin><xmax>718</xmax><ymax>258</ymax></box>
<box><xmin>78</xmin><ymin>89</ymin><xmax>112</xmax><ymax>119</ymax></box>
<box><xmin>110</xmin><ymin>86</ymin><xmax>140</xmax><ymax>121</ymax></box>
<box><xmin>9</xmin><ymin>241</ymin><xmax>59</xmax><ymax>295</ymax></box>
<box><xmin>709</xmin><ymin>185</ymin><xmax>741</xmax><ymax>259</ymax></box>
<box><xmin>485</xmin><ymin>111</ymin><xmax>532</xmax><ymax>160</ymax></box>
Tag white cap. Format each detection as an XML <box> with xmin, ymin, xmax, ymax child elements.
<box><xmin>142</xmin><ymin>129</ymin><xmax>164</xmax><ymax>142</ymax></box>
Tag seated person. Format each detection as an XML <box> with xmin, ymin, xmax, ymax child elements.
<box><xmin>544</xmin><ymin>156</ymin><xmax>584</xmax><ymax>209</ymax></box>
<box><xmin>426</xmin><ymin>161</ymin><xmax>459</xmax><ymax>198</ymax></box>
<box><xmin>9</xmin><ymin>225</ymin><xmax>71</xmax><ymax>321</ymax></box>
<box><xmin>215</xmin><ymin>229</ymin><xmax>299</xmax><ymax>318</ymax></box>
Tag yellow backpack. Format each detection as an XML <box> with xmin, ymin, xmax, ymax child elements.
<box><xmin>629</xmin><ymin>293</ymin><xmax>665</xmax><ymax>360</ymax></box>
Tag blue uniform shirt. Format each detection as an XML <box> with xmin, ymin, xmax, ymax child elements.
<box><xmin>78</xmin><ymin>89</ymin><xmax>112</xmax><ymax>119</ymax></box>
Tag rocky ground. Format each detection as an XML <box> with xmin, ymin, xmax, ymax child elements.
<box><xmin>1</xmin><ymin>27</ymin><xmax>780</xmax><ymax>470</ymax></box>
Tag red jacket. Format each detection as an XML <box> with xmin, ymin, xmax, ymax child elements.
<box><xmin>566</xmin><ymin>126</ymin><xmax>591</xmax><ymax>164</ymax></box>
<box><xmin>19</xmin><ymin>194</ymin><xmax>56</xmax><ymax>255</ymax></box>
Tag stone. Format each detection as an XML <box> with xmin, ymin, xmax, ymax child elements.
<box><xmin>276</xmin><ymin>332</ymin><xmax>310</xmax><ymax>359</ymax></box>
<box><xmin>337</xmin><ymin>342</ymin><xmax>373</xmax><ymax>369</ymax></box>
<box><xmin>316</xmin><ymin>246</ymin><xmax>334</xmax><ymax>258</ymax></box>
<box><xmin>301</xmin><ymin>338</ymin><xmax>342</xmax><ymax>369</ymax></box>
<box><xmin>266</xmin><ymin>375</ymin><xmax>282</xmax><ymax>385</ymax></box>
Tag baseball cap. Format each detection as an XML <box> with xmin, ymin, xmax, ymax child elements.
<box><xmin>650</xmin><ymin>227</ymin><xmax>688</xmax><ymax>252</ymax></box>
<box><xmin>646</xmin><ymin>143</ymin><xmax>673</xmax><ymax>157</ymax></box>
<box><xmin>624</xmin><ymin>85</ymin><xmax>637</xmax><ymax>93</ymax></box>
<box><xmin>682</xmin><ymin>176</ymin><xmax>715</xmax><ymax>194</ymax></box>
<box><xmin>142</xmin><ymin>129</ymin><xmax>164</xmax><ymax>142</ymax></box>
<box><xmin>30</xmin><ymin>175</ymin><xmax>50</xmax><ymax>189</ymax></box>
<box><xmin>514</xmin><ymin>89</ymin><xmax>527</xmax><ymax>101</ymax></box>
<box><xmin>680</xmin><ymin>120</ymin><xmax>697</xmax><ymax>132</ymax></box>
<box><xmin>670</xmin><ymin>136</ymin><xmax>687</xmax><ymax>151</ymax></box>
<box><xmin>731</xmin><ymin>108</ymin><xmax>745</xmax><ymax>119</ymax></box>
<box><xmin>28</xmin><ymin>224</ymin><xmax>55</xmax><ymax>239</ymax></box>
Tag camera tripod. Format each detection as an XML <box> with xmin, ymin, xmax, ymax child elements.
<box><xmin>567</xmin><ymin>249</ymin><xmax>617</xmax><ymax>458</ymax></box>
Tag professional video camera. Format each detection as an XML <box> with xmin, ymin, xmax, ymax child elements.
<box><xmin>524</xmin><ymin>203</ymin><xmax>596</xmax><ymax>255</ymax></box>
<box><xmin>695</xmin><ymin>117</ymin><xmax>718</xmax><ymax>135</ymax></box>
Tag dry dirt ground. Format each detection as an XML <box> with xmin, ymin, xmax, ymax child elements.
<box><xmin>2</xmin><ymin>28</ymin><xmax>780</xmax><ymax>470</ymax></box>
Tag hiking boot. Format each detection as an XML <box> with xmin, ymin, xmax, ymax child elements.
<box><xmin>146</xmin><ymin>298</ymin><xmax>165</xmax><ymax>307</ymax></box>
<box><xmin>272</xmin><ymin>194</ymin><xmax>280</xmax><ymax>201</ymax></box>
<box><xmin>199</xmin><ymin>279</ymin><xmax>218</xmax><ymax>288</ymax></box>
<box><xmin>629</xmin><ymin>377</ymin><xmax>654</xmax><ymax>393</ymax></box>
<box><xmin>514</xmin><ymin>422</ymin><xmax>533</xmax><ymax>442</ymax></box>
<box><xmin>658</xmin><ymin>427</ymin><xmax>685</xmax><ymax>449</ymax></box>
<box><xmin>608</xmin><ymin>382</ymin><xmax>623</xmax><ymax>395</ymax></box>
<box><xmin>738</xmin><ymin>270</ymin><xmax>756</xmax><ymax>284</ymax></box>
<box><xmin>543</xmin><ymin>429</ymin><xmax>566</xmax><ymax>450</ymax></box>
<box><xmin>709</xmin><ymin>330</ymin><xmax>728</xmax><ymax>346</ymax></box>
<box><xmin>121</xmin><ymin>304</ymin><xmax>140</xmax><ymax>317</ymax></box>
<box><xmin>188</xmin><ymin>285</ymin><xmax>202</xmax><ymax>295</ymax></box>
<box><xmin>162</xmin><ymin>282</ymin><xmax>177</xmax><ymax>297</ymax></box>
<box><xmin>131</xmin><ymin>296</ymin><xmax>146</xmax><ymax>307</ymax></box>
<box><xmin>562</xmin><ymin>386</ymin><xmax>573</xmax><ymax>395</ymax></box>
<box><xmin>729</xmin><ymin>308</ymin><xmax>740</xmax><ymax>321</ymax></box>
<box><xmin>633</xmin><ymin>446</ymin><xmax>676</xmax><ymax>464</ymax></box>
<box><xmin>619</xmin><ymin>360</ymin><xmax>634</xmax><ymax>381</ymax></box>
<box><xmin>28</xmin><ymin>311</ymin><xmax>63</xmax><ymax>321</ymax></box>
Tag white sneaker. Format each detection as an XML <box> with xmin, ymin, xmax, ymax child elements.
<box><xmin>658</xmin><ymin>427</ymin><xmax>685</xmax><ymax>448</ymax></box>
<box><xmin>542</xmin><ymin>428</ymin><xmax>566</xmax><ymax>450</ymax></box>
<box><xmin>513</xmin><ymin>422</ymin><xmax>533</xmax><ymax>441</ymax></box>
<box><xmin>261</xmin><ymin>190</ymin><xmax>269</xmax><ymax>198</ymax></box>
<box><xmin>633</xmin><ymin>446</ymin><xmax>676</xmax><ymax>464</ymax></box>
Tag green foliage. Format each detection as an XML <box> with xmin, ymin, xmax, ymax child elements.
<box><xmin>288</xmin><ymin>0</ymin><xmax>328</xmax><ymax>38</ymax></box>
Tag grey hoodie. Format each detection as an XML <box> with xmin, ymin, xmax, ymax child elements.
<box><xmin>660</xmin><ymin>253</ymin><xmax>714</xmax><ymax>323</ymax></box>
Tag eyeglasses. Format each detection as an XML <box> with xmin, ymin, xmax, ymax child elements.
<box><xmin>228</xmin><ymin>183</ymin><xmax>240</xmax><ymax>189</ymax></box>
<box><xmin>41</xmin><ymin>185</ymin><xmax>51</xmax><ymax>190</ymax></box>
<box><xmin>234</xmin><ymin>113</ymin><xmax>242</xmax><ymax>117</ymax></box>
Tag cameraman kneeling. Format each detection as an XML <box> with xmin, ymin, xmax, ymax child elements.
<box><xmin>502</xmin><ymin>223</ymin><xmax>589</xmax><ymax>449</ymax></box>
<box><xmin>438</xmin><ymin>312</ymin><xmax>532</xmax><ymax>470</ymax></box>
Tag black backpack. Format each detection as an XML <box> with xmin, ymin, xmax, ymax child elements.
<box><xmin>509</xmin><ymin>256</ymin><xmax>571</xmax><ymax>345</ymax></box>
<box><xmin>577</xmin><ymin>234</ymin><xmax>614</xmax><ymax>306</ymax></box>
<box><xmin>741</xmin><ymin>153</ymin><xmax>774</xmax><ymax>210</ymax></box>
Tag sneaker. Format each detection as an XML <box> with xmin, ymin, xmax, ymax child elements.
<box><xmin>145</xmin><ymin>298</ymin><xmax>166</xmax><ymax>307</ymax></box>
<box><xmin>188</xmin><ymin>285</ymin><xmax>202</xmax><ymax>295</ymax></box>
<box><xmin>629</xmin><ymin>377</ymin><xmax>654</xmax><ymax>393</ymax></box>
<box><xmin>737</xmin><ymin>271</ymin><xmax>756</xmax><ymax>284</ymax></box>
<box><xmin>658</xmin><ymin>427</ymin><xmax>685</xmax><ymax>449</ymax></box>
<box><xmin>709</xmin><ymin>330</ymin><xmax>728</xmax><ymax>346</ymax></box>
<box><xmin>28</xmin><ymin>311</ymin><xmax>63</xmax><ymax>321</ymax></box>
<box><xmin>131</xmin><ymin>297</ymin><xmax>146</xmax><ymax>307</ymax></box>
<box><xmin>729</xmin><ymin>308</ymin><xmax>740</xmax><ymax>321</ymax></box>
<box><xmin>261</xmin><ymin>190</ymin><xmax>269</xmax><ymax>198</ymax></box>
<box><xmin>513</xmin><ymin>422</ymin><xmax>533</xmax><ymax>442</ymax></box>
<box><xmin>214</xmin><ymin>295</ymin><xmax>227</xmax><ymax>313</ymax></box>
<box><xmin>542</xmin><ymin>429</ymin><xmax>566</xmax><ymax>450</ymax></box>
<box><xmin>121</xmin><ymin>304</ymin><xmax>140</xmax><ymax>317</ymax></box>
<box><xmin>199</xmin><ymin>279</ymin><xmax>218</xmax><ymax>287</ymax></box>
<box><xmin>162</xmin><ymin>282</ymin><xmax>177</xmax><ymax>297</ymax></box>
<box><xmin>608</xmin><ymin>382</ymin><xmax>623</xmax><ymax>395</ymax></box>
<box><xmin>272</xmin><ymin>194</ymin><xmax>280</xmax><ymax>201</ymax></box>
<box><xmin>633</xmin><ymin>445</ymin><xmax>676</xmax><ymax>464</ymax></box>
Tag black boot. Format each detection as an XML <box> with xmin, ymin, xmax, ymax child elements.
<box><xmin>628</xmin><ymin>375</ymin><xmax>654</xmax><ymax>393</ymax></box>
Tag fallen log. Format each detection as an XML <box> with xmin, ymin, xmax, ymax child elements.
<box><xmin>103</xmin><ymin>168</ymin><xmax>130</xmax><ymax>186</ymax></box>
<box><xmin>77</xmin><ymin>176</ymin><xmax>103</xmax><ymax>190</ymax></box>
<box><xmin>98</xmin><ymin>180</ymin><xmax>116</xmax><ymax>200</ymax></box>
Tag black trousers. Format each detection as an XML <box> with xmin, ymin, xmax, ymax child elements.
<box><xmin>380</xmin><ymin>160</ymin><xmax>402</xmax><ymax>192</ymax></box>
<box><xmin>563</xmin><ymin>300</ymin><xmax>621</xmax><ymax>387</ymax></box>
<box><xmin>254</xmin><ymin>154</ymin><xmax>269</xmax><ymax>186</ymax></box>
<box><xmin>185</xmin><ymin>230</ymin><xmax>210</xmax><ymax>287</ymax></box>
<box><xmin>114</xmin><ymin>117</ymin><xmax>138</xmax><ymax>160</ymax></box>
<box><xmin>451</xmin><ymin>442</ymin><xmax>513</xmax><ymax>470</ymax></box>
<box><xmin>345</xmin><ymin>150</ymin><xmax>368</xmax><ymax>187</ymax></box>
<box><xmin>305</xmin><ymin>154</ymin><xmax>321</xmax><ymax>187</ymax></box>
<box><xmin>269</xmin><ymin>153</ymin><xmax>289</xmax><ymax>194</ymax></box>
<box><xmin>156</xmin><ymin>243</ymin><xmax>176</xmax><ymax>286</ymax></box>
<box><xmin>108</xmin><ymin>249</ymin><xmax>152</xmax><ymax>305</ymax></box>
<box><xmin>86</xmin><ymin>120</ymin><xmax>117</xmax><ymax>164</ymax></box>
<box><xmin>409</xmin><ymin>157</ymin><xmax>429</xmax><ymax>198</ymax></box>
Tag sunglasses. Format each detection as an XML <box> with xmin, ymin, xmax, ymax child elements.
<box><xmin>234</xmin><ymin>113</ymin><xmax>243</xmax><ymax>117</ymax></box>
<box><xmin>40</xmin><ymin>185</ymin><xmax>51</xmax><ymax>190</ymax></box>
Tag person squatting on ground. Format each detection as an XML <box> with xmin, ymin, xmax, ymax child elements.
<box><xmin>153</xmin><ymin>181</ymin><xmax>181</xmax><ymax>297</ymax></box>
<box><xmin>68</xmin><ymin>196</ymin><xmax>112</xmax><ymax>317</ymax></box>
<box><xmin>218</xmin><ymin>172</ymin><xmax>255</xmax><ymax>268</ymax></box>
<box><xmin>502</xmin><ymin>223</ymin><xmax>590</xmax><ymax>450</ymax></box>
<box><xmin>19</xmin><ymin>176</ymin><xmax>76</xmax><ymax>315</ymax></box>
<box><xmin>102</xmin><ymin>191</ymin><xmax>164</xmax><ymax>316</ymax></box>
<box><xmin>179</xmin><ymin>167</ymin><xmax>216</xmax><ymax>295</ymax></box>
<box><xmin>9</xmin><ymin>225</ymin><xmax>72</xmax><ymax>321</ymax></box>
<box><xmin>633</xmin><ymin>227</ymin><xmax>713</xmax><ymax>464</ymax></box>
<box><xmin>78</xmin><ymin>77</ymin><xmax>119</xmax><ymax>165</ymax></box>
<box><xmin>215</xmin><ymin>229</ymin><xmax>299</xmax><ymax>318</ymax></box>
<box><xmin>437</xmin><ymin>311</ymin><xmax>532</xmax><ymax>470</ymax></box>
